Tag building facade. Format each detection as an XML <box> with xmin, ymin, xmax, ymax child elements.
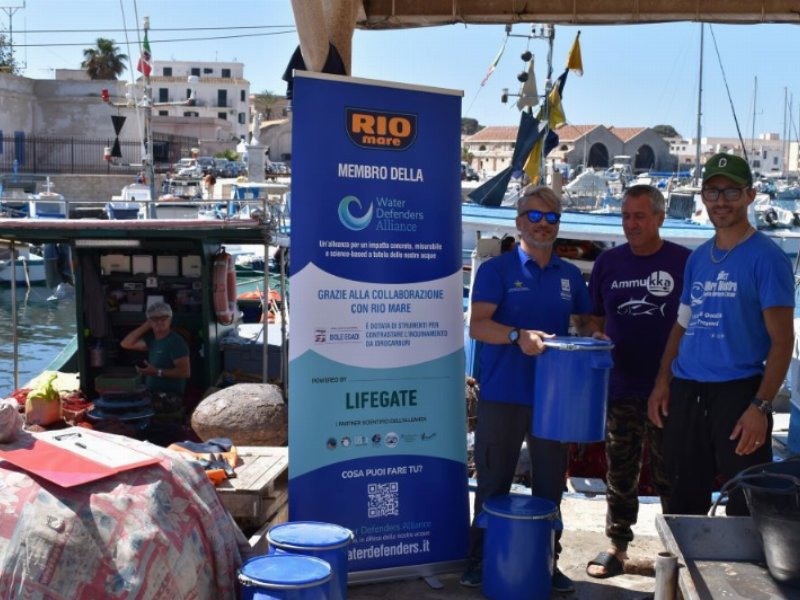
<box><xmin>463</xmin><ymin>124</ymin><xmax>674</xmax><ymax>177</ymax></box>
<box><xmin>151</xmin><ymin>60</ymin><xmax>250</xmax><ymax>140</ymax></box>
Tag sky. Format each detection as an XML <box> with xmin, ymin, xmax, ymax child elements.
<box><xmin>6</xmin><ymin>0</ymin><xmax>800</xmax><ymax>141</ymax></box>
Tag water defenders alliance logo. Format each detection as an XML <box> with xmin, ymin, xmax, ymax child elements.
<box><xmin>338</xmin><ymin>195</ymin><xmax>374</xmax><ymax>231</ymax></box>
<box><xmin>346</xmin><ymin>108</ymin><xmax>417</xmax><ymax>150</ymax></box>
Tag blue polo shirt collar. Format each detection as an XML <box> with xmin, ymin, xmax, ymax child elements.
<box><xmin>516</xmin><ymin>244</ymin><xmax>561</xmax><ymax>270</ymax></box>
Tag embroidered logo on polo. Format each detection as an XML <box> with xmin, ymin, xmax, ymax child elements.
<box><xmin>560</xmin><ymin>278</ymin><xmax>571</xmax><ymax>300</ymax></box>
<box><xmin>508</xmin><ymin>280</ymin><xmax>529</xmax><ymax>293</ymax></box>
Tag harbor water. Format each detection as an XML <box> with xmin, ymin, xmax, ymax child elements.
<box><xmin>0</xmin><ymin>286</ymin><xmax>77</xmax><ymax>397</ymax></box>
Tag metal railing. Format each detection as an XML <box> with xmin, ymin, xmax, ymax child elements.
<box><xmin>0</xmin><ymin>134</ymin><xmax>198</xmax><ymax>175</ymax></box>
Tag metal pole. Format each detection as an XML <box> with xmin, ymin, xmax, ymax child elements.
<box><xmin>262</xmin><ymin>228</ymin><xmax>269</xmax><ymax>384</ymax></box>
<box><xmin>654</xmin><ymin>551</ymin><xmax>678</xmax><ymax>600</ymax></box>
<box><xmin>10</xmin><ymin>240</ymin><xmax>18</xmax><ymax>391</ymax></box>
<box><xmin>694</xmin><ymin>24</ymin><xmax>704</xmax><ymax>185</ymax></box>
<box><xmin>541</xmin><ymin>24</ymin><xmax>555</xmax><ymax>184</ymax></box>
<box><xmin>279</xmin><ymin>242</ymin><xmax>288</xmax><ymax>397</ymax></box>
<box><xmin>143</xmin><ymin>16</ymin><xmax>156</xmax><ymax>218</ymax></box>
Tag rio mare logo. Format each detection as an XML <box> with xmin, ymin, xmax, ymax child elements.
<box><xmin>346</xmin><ymin>108</ymin><xmax>417</xmax><ymax>150</ymax></box>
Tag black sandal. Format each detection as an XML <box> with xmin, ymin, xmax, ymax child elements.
<box><xmin>586</xmin><ymin>551</ymin><xmax>625</xmax><ymax>579</ymax></box>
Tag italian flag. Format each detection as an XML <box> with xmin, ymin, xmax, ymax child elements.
<box><xmin>136</xmin><ymin>32</ymin><xmax>152</xmax><ymax>77</ymax></box>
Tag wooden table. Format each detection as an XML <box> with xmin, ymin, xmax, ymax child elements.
<box><xmin>216</xmin><ymin>445</ymin><xmax>288</xmax><ymax>531</ymax></box>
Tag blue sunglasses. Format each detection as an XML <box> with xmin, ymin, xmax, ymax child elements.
<box><xmin>523</xmin><ymin>210</ymin><xmax>561</xmax><ymax>224</ymax></box>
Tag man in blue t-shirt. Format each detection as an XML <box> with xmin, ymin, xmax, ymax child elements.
<box><xmin>648</xmin><ymin>153</ymin><xmax>795</xmax><ymax>516</ymax></box>
<box><xmin>587</xmin><ymin>185</ymin><xmax>690</xmax><ymax>578</ymax></box>
<box><xmin>461</xmin><ymin>186</ymin><xmax>603</xmax><ymax>593</ymax></box>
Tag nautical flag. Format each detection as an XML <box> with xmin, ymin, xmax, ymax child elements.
<box><xmin>468</xmin><ymin>111</ymin><xmax>542</xmax><ymax>206</ymax></box>
<box><xmin>522</xmin><ymin>128</ymin><xmax>559</xmax><ymax>183</ymax></box>
<box><xmin>523</xmin><ymin>70</ymin><xmax>569</xmax><ymax>182</ymax></box>
<box><xmin>480</xmin><ymin>36</ymin><xmax>508</xmax><ymax>86</ymax></box>
<box><xmin>545</xmin><ymin>70</ymin><xmax>569</xmax><ymax>129</ymax></box>
<box><xmin>136</xmin><ymin>32</ymin><xmax>152</xmax><ymax>77</ymax></box>
<box><xmin>516</xmin><ymin>58</ymin><xmax>539</xmax><ymax>111</ymax></box>
<box><xmin>566</xmin><ymin>31</ymin><xmax>583</xmax><ymax>76</ymax></box>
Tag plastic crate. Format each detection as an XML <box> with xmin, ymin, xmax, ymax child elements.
<box><xmin>222</xmin><ymin>343</ymin><xmax>282</xmax><ymax>380</ymax></box>
<box><xmin>95</xmin><ymin>368</ymin><xmax>142</xmax><ymax>394</ymax></box>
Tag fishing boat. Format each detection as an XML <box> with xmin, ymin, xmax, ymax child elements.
<box><xmin>0</xmin><ymin>244</ymin><xmax>47</xmax><ymax>285</ymax></box>
<box><xmin>0</xmin><ymin>217</ymin><xmax>287</xmax><ymax>399</ymax></box>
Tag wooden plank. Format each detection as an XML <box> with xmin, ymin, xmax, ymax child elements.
<box><xmin>216</xmin><ymin>446</ymin><xmax>288</xmax><ymax>525</ymax></box>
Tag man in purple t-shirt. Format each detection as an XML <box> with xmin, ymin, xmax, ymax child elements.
<box><xmin>586</xmin><ymin>185</ymin><xmax>690</xmax><ymax>578</ymax></box>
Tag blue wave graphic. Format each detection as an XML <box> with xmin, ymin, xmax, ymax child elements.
<box><xmin>338</xmin><ymin>195</ymin><xmax>373</xmax><ymax>231</ymax></box>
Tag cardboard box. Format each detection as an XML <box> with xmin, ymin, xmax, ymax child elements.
<box><xmin>181</xmin><ymin>255</ymin><xmax>202</xmax><ymax>278</ymax></box>
<box><xmin>156</xmin><ymin>255</ymin><xmax>179</xmax><ymax>276</ymax></box>
<box><xmin>132</xmin><ymin>255</ymin><xmax>153</xmax><ymax>275</ymax></box>
<box><xmin>100</xmin><ymin>254</ymin><xmax>131</xmax><ymax>275</ymax></box>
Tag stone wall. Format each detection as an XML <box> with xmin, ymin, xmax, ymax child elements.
<box><xmin>47</xmin><ymin>174</ymin><xmax>167</xmax><ymax>207</ymax></box>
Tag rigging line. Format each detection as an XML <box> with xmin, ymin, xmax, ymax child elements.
<box><xmin>707</xmin><ymin>25</ymin><xmax>748</xmax><ymax>163</ymax></box>
<box><xmin>9</xmin><ymin>30</ymin><xmax>297</xmax><ymax>47</ymax></box>
<box><xmin>118</xmin><ymin>0</ymin><xmax>144</xmax><ymax>154</ymax></box>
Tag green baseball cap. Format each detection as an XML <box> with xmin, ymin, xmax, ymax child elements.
<box><xmin>702</xmin><ymin>152</ymin><xmax>752</xmax><ymax>186</ymax></box>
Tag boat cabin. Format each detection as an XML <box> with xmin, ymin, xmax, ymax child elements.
<box><xmin>0</xmin><ymin>218</ymin><xmax>279</xmax><ymax>404</ymax></box>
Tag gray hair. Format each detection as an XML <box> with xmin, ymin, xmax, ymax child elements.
<box><xmin>146</xmin><ymin>301</ymin><xmax>173</xmax><ymax>319</ymax></box>
<box><xmin>623</xmin><ymin>184</ymin><xmax>665</xmax><ymax>214</ymax></box>
<box><xmin>517</xmin><ymin>185</ymin><xmax>563</xmax><ymax>215</ymax></box>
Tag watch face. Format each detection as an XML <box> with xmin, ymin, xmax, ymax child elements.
<box><xmin>509</xmin><ymin>329</ymin><xmax>519</xmax><ymax>343</ymax></box>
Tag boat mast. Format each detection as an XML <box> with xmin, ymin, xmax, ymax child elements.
<box><xmin>782</xmin><ymin>87</ymin><xmax>788</xmax><ymax>176</ymax></box>
<box><xmin>694</xmin><ymin>23</ymin><xmax>704</xmax><ymax>186</ymax></box>
<box><xmin>750</xmin><ymin>76</ymin><xmax>757</xmax><ymax>167</ymax></box>
<box><xmin>142</xmin><ymin>16</ymin><xmax>156</xmax><ymax>217</ymax></box>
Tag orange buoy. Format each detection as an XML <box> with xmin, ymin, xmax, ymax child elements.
<box><xmin>213</xmin><ymin>252</ymin><xmax>236</xmax><ymax>325</ymax></box>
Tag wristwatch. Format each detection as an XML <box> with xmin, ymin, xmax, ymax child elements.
<box><xmin>508</xmin><ymin>328</ymin><xmax>521</xmax><ymax>344</ymax></box>
<box><xmin>157</xmin><ymin>369</ymin><xmax>163</xmax><ymax>377</ymax></box>
<box><xmin>750</xmin><ymin>398</ymin><xmax>774</xmax><ymax>415</ymax></box>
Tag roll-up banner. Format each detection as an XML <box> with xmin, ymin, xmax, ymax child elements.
<box><xmin>288</xmin><ymin>71</ymin><xmax>468</xmax><ymax>579</ymax></box>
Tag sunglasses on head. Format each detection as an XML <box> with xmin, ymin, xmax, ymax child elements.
<box><xmin>522</xmin><ymin>210</ymin><xmax>561</xmax><ymax>224</ymax></box>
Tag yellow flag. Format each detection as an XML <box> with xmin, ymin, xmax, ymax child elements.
<box><xmin>547</xmin><ymin>85</ymin><xmax>566</xmax><ymax>129</ymax></box>
<box><xmin>523</xmin><ymin>136</ymin><xmax>545</xmax><ymax>183</ymax></box>
<box><xmin>566</xmin><ymin>32</ymin><xmax>583</xmax><ymax>76</ymax></box>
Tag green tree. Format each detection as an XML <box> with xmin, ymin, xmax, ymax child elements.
<box><xmin>81</xmin><ymin>38</ymin><xmax>128</xmax><ymax>80</ymax></box>
<box><xmin>653</xmin><ymin>124</ymin><xmax>681</xmax><ymax>139</ymax></box>
<box><xmin>461</xmin><ymin>118</ymin><xmax>482</xmax><ymax>136</ymax></box>
<box><xmin>252</xmin><ymin>90</ymin><xmax>280</xmax><ymax>120</ymax></box>
<box><xmin>0</xmin><ymin>32</ymin><xmax>17</xmax><ymax>74</ymax></box>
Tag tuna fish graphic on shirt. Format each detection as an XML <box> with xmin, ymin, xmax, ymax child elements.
<box><xmin>616</xmin><ymin>295</ymin><xmax>667</xmax><ymax>317</ymax></box>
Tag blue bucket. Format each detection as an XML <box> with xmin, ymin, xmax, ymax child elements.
<box><xmin>533</xmin><ymin>336</ymin><xmax>614</xmax><ymax>442</ymax></box>
<box><xmin>238</xmin><ymin>554</ymin><xmax>332</xmax><ymax>600</ymax></box>
<box><xmin>267</xmin><ymin>521</ymin><xmax>354</xmax><ymax>600</ymax></box>
<box><xmin>476</xmin><ymin>495</ymin><xmax>560</xmax><ymax>600</ymax></box>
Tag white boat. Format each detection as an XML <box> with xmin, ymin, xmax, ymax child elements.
<box><xmin>30</xmin><ymin>178</ymin><xmax>67</xmax><ymax>219</ymax></box>
<box><xmin>0</xmin><ymin>246</ymin><xmax>47</xmax><ymax>284</ymax></box>
<box><xmin>107</xmin><ymin>182</ymin><xmax>151</xmax><ymax>220</ymax></box>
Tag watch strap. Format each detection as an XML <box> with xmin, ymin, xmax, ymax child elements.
<box><xmin>750</xmin><ymin>398</ymin><xmax>774</xmax><ymax>415</ymax></box>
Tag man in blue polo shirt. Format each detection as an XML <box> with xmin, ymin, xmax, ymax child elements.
<box><xmin>461</xmin><ymin>185</ymin><xmax>603</xmax><ymax>593</ymax></box>
<box><xmin>648</xmin><ymin>153</ymin><xmax>794</xmax><ymax>516</ymax></box>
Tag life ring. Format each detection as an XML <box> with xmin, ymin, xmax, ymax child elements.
<box><xmin>213</xmin><ymin>252</ymin><xmax>237</xmax><ymax>325</ymax></box>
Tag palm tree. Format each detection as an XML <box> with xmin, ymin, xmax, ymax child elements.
<box><xmin>81</xmin><ymin>38</ymin><xmax>128</xmax><ymax>80</ymax></box>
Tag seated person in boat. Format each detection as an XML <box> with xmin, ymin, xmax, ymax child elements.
<box><xmin>120</xmin><ymin>301</ymin><xmax>190</xmax><ymax>419</ymax></box>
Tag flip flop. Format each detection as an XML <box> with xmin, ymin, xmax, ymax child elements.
<box><xmin>586</xmin><ymin>551</ymin><xmax>625</xmax><ymax>579</ymax></box>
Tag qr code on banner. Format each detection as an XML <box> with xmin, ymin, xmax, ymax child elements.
<box><xmin>367</xmin><ymin>482</ymin><xmax>399</xmax><ymax>518</ymax></box>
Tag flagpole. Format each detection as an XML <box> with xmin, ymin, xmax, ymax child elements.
<box><xmin>540</xmin><ymin>24</ymin><xmax>555</xmax><ymax>184</ymax></box>
<box><xmin>142</xmin><ymin>16</ymin><xmax>156</xmax><ymax>217</ymax></box>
